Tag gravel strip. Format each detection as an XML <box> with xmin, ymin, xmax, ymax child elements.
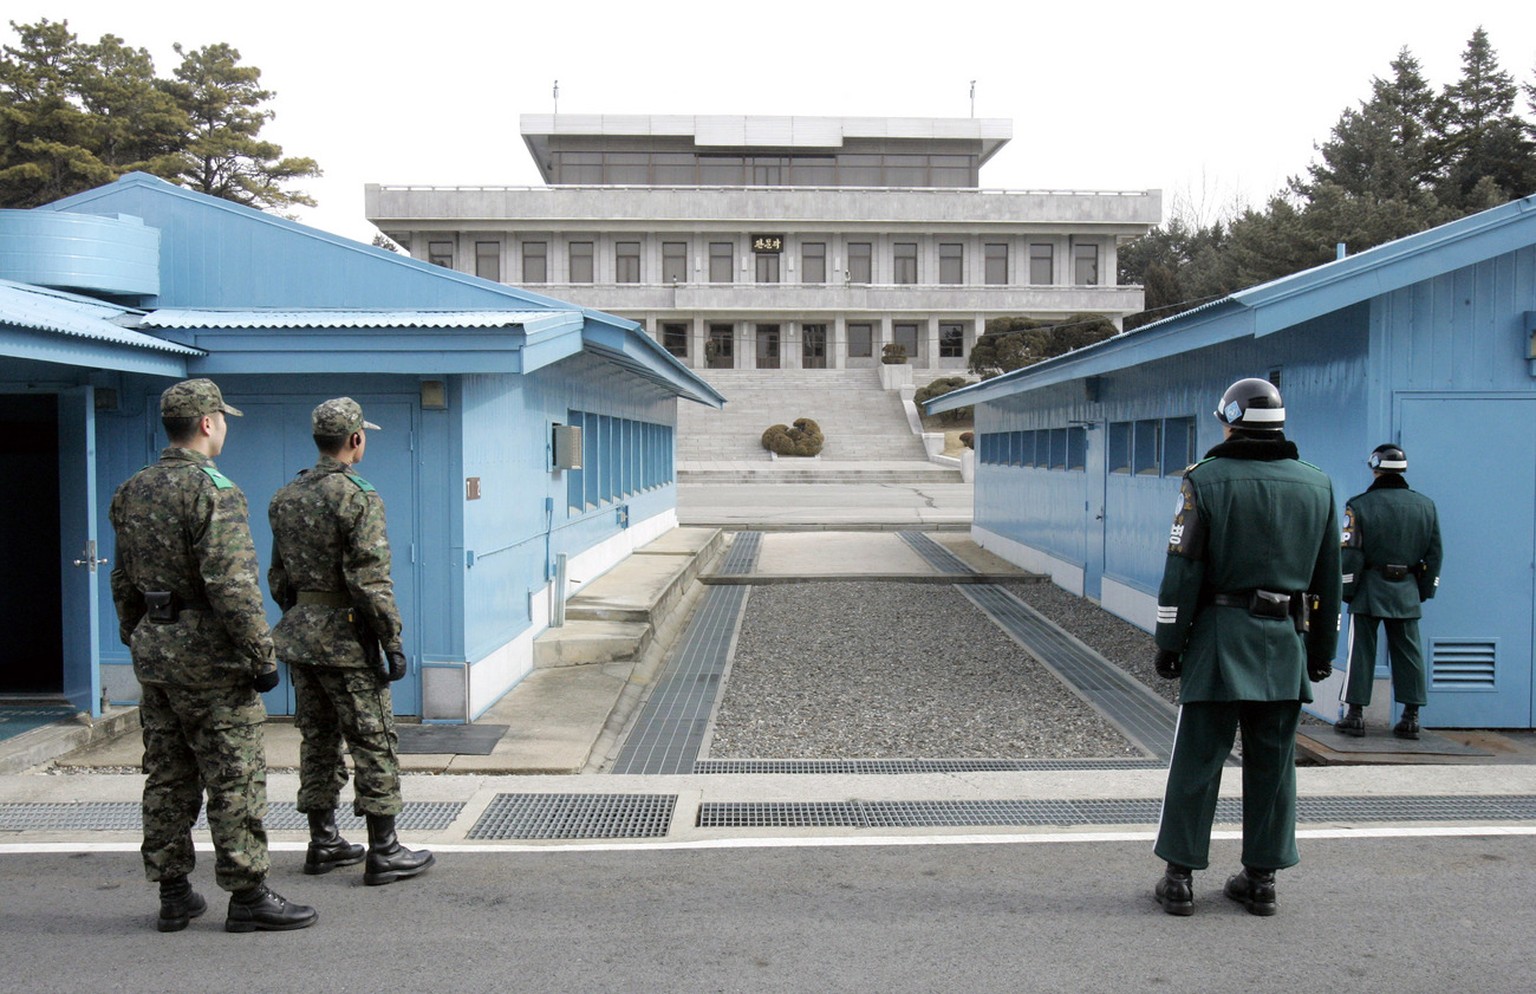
<box><xmin>708</xmin><ymin>582</ymin><xmax>1140</xmax><ymax>759</ymax></box>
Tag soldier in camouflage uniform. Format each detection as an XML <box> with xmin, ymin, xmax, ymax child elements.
<box><xmin>268</xmin><ymin>398</ymin><xmax>433</xmax><ymax>886</ymax></box>
<box><xmin>109</xmin><ymin>378</ymin><xmax>318</xmax><ymax>933</ymax></box>
<box><xmin>1335</xmin><ymin>444</ymin><xmax>1443</xmax><ymax>740</ymax></box>
<box><xmin>1150</xmin><ymin>378</ymin><xmax>1340</xmax><ymax>918</ymax></box>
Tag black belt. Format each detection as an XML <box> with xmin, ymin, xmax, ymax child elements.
<box><xmin>296</xmin><ymin>590</ymin><xmax>351</xmax><ymax>608</ymax></box>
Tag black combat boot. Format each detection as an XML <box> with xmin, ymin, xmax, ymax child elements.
<box><xmin>303</xmin><ymin>809</ymin><xmax>365</xmax><ymax>875</ymax></box>
<box><xmin>1224</xmin><ymin>867</ymin><xmax>1278</xmax><ymax>916</ymax></box>
<box><xmin>1154</xmin><ymin>862</ymin><xmax>1194</xmax><ymax>916</ymax></box>
<box><xmin>224</xmin><ymin>883</ymin><xmax>319</xmax><ymax>932</ymax></box>
<box><xmin>1334</xmin><ymin>705</ymin><xmax>1365</xmax><ymax>737</ymax></box>
<box><xmin>156</xmin><ymin>875</ymin><xmax>207</xmax><ymax>932</ymax></box>
<box><xmin>364</xmin><ymin>813</ymin><xmax>435</xmax><ymax>886</ymax></box>
<box><xmin>1393</xmin><ymin>706</ymin><xmax>1420</xmax><ymax>740</ymax></box>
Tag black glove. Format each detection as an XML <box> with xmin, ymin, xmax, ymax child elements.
<box><xmin>385</xmin><ymin>649</ymin><xmax>408</xmax><ymax>682</ymax></box>
<box><xmin>253</xmin><ymin>668</ymin><xmax>280</xmax><ymax>693</ymax></box>
<box><xmin>1155</xmin><ymin>649</ymin><xmax>1182</xmax><ymax>679</ymax></box>
<box><xmin>1307</xmin><ymin>660</ymin><xmax>1333</xmax><ymax>683</ymax></box>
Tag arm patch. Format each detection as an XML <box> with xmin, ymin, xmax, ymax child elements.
<box><xmin>1168</xmin><ymin>477</ymin><xmax>1204</xmax><ymax>559</ymax></box>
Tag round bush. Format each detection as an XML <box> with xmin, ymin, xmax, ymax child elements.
<box><xmin>761</xmin><ymin>417</ymin><xmax>825</xmax><ymax>457</ymax></box>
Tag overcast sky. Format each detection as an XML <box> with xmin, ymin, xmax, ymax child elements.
<box><xmin>9</xmin><ymin>1</ymin><xmax>1536</xmax><ymax>241</ymax></box>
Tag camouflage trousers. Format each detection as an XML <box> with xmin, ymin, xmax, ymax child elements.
<box><xmin>291</xmin><ymin>665</ymin><xmax>402</xmax><ymax>817</ymax></box>
<box><xmin>139</xmin><ymin>683</ymin><xmax>270</xmax><ymax>892</ymax></box>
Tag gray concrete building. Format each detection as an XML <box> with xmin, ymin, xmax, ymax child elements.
<box><xmin>366</xmin><ymin>115</ymin><xmax>1159</xmax><ymax>373</ymax></box>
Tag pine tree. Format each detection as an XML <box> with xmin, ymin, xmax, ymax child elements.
<box><xmin>1430</xmin><ymin>27</ymin><xmax>1534</xmax><ymax>207</ymax></box>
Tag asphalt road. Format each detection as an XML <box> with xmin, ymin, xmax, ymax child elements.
<box><xmin>5</xmin><ymin>833</ymin><xmax>1532</xmax><ymax>993</ymax></box>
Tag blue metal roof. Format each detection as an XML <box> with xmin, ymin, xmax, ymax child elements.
<box><xmin>0</xmin><ymin>279</ymin><xmax>202</xmax><ymax>357</ymax></box>
<box><xmin>139</xmin><ymin>309</ymin><xmax>577</xmax><ymax>331</ymax></box>
<box><xmin>929</xmin><ymin>193</ymin><xmax>1536</xmax><ymax>413</ymax></box>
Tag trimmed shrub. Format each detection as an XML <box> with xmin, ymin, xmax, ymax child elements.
<box><xmin>915</xmin><ymin>376</ymin><xmax>973</xmax><ymax>423</ymax></box>
<box><xmin>761</xmin><ymin>417</ymin><xmax>825</xmax><ymax>457</ymax></box>
<box><xmin>881</xmin><ymin>342</ymin><xmax>908</xmax><ymax>365</ymax></box>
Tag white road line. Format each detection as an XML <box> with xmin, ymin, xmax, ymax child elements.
<box><xmin>3</xmin><ymin>824</ymin><xmax>1533</xmax><ymax>856</ymax></box>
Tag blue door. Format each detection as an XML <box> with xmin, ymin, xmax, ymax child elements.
<box><xmin>216</xmin><ymin>391</ymin><xmax>422</xmax><ymax>717</ymax></box>
<box><xmin>57</xmin><ymin>387</ymin><xmax>102</xmax><ymax>714</ymax></box>
<box><xmin>1400</xmin><ymin>396</ymin><xmax>1535</xmax><ymax>728</ymax></box>
<box><xmin>1083</xmin><ymin>423</ymin><xmax>1106</xmax><ymax>600</ymax></box>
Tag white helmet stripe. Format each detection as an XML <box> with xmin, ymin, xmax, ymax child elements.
<box><xmin>1241</xmin><ymin>406</ymin><xmax>1286</xmax><ymax>423</ymax></box>
<box><xmin>1376</xmin><ymin>458</ymin><xmax>1407</xmax><ymax>470</ymax></box>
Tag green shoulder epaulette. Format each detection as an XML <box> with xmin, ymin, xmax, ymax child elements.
<box><xmin>346</xmin><ymin>473</ymin><xmax>376</xmax><ymax>494</ymax></box>
<box><xmin>1298</xmin><ymin>459</ymin><xmax>1324</xmax><ymax>472</ymax></box>
<box><xmin>1182</xmin><ymin>457</ymin><xmax>1214</xmax><ymax>476</ymax></box>
<box><xmin>198</xmin><ymin>465</ymin><xmax>234</xmax><ymax>490</ymax></box>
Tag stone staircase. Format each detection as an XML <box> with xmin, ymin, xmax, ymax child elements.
<box><xmin>677</xmin><ymin>368</ymin><xmax>961</xmax><ymax>482</ymax></box>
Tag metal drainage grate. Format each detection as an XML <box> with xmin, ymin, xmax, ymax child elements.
<box><xmin>697</xmin><ymin>795</ymin><xmax>1536</xmax><ymax>830</ymax></box>
<box><xmin>693</xmin><ymin>758</ymin><xmax>1168</xmax><ymax>774</ymax></box>
<box><xmin>468</xmin><ymin>793</ymin><xmax>677</xmax><ymax>840</ymax></box>
<box><xmin>610</xmin><ymin>585</ymin><xmax>747</xmax><ymax>775</ymax></box>
<box><xmin>719</xmin><ymin>531</ymin><xmax>763</xmax><ymax>575</ymax></box>
<box><xmin>0</xmin><ymin>801</ymin><xmax>464</xmax><ymax>833</ymax></box>
<box><xmin>962</xmin><ymin>584</ymin><xmax>1180</xmax><ymax>761</ymax></box>
<box><xmin>898</xmin><ymin>531</ymin><xmax>975</xmax><ymax>574</ymax></box>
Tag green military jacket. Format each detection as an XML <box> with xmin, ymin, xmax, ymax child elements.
<box><xmin>1341</xmin><ymin>475</ymin><xmax>1442</xmax><ymax>619</ymax></box>
<box><xmin>268</xmin><ymin>456</ymin><xmax>403</xmax><ymax>669</ymax></box>
<box><xmin>109</xmin><ymin>447</ymin><xmax>277</xmax><ymax>689</ymax></box>
<box><xmin>1155</xmin><ymin>436</ymin><xmax>1342</xmax><ymax>703</ymax></box>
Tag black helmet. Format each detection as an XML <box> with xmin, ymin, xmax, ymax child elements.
<box><xmin>1214</xmin><ymin>377</ymin><xmax>1285</xmax><ymax>433</ymax></box>
<box><xmin>1368</xmin><ymin>443</ymin><xmax>1407</xmax><ymax>473</ymax></box>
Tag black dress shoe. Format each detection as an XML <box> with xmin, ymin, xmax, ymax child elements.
<box><xmin>1155</xmin><ymin>863</ymin><xmax>1193</xmax><ymax>916</ymax></box>
<box><xmin>1393</xmin><ymin>713</ymin><xmax>1420</xmax><ymax>740</ymax></box>
<box><xmin>225</xmin><ymin>884</ymin><xmax>319</xmax><ymax>932</ymax></box>
<box><xmin>1224</xmin><ymin>868</ymin><xmax>1277</xmax><ymax>916</ymax></box>
<box><xmin>156</xmin><ymin>876</ymin><xmax>207</xmax><ymax>932</ymax></box>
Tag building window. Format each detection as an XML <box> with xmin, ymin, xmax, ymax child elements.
<box><xmin>1067</xmin><ymin>427</ymin><xmax>1087</xmax><ymax>471</ymax></box>
<box><xmin>1108</xmin><ymin>421</ymin><xmax>1131</xmax><ymax>474</ymax></box>
<box><xmin>755</xmin><ymin>252</ymin><xmax>780</xmax><ymax>283</ymax></box>
<box><xmin>847</xmin><ymin>322</ymin><xmax>873</xmax><ymax>358</ymax></box>
<box><xmin>801</xmin><ymin>242</ymin><xmax>826</xmax><ymax>284</ymax></box>
<box><xmin>662</xmin><ymin>323</ymin><xmax>688</xmax><ymax>359</ymax></box>
<box><xmin>938</xmin><ymin>243</ymin><xmax>963</xmax><ymax>284</ymax></box>
<box><xmin>474</xmin><ymin>241</ymin><xmax>500</xmax><ymax>281</ymax></box>
<box><xmin>1029</xmin><ymin>244</ymin><xmax>1053</xmax><ymax>285</ymax></box>
<box><xmin>605</xmin><ymin>152</ymin><xmax>648</xmax><ymax>184</ymax></box>
<box><xmin>893</xmin><ymin>322</ymin><xmax>919</xmax><ymax>360</ymax></box>
<box><xmin>709</xmin><ymin>242</ymin><xmax>734</xmax><ymax>283</ymax></box>
<box><xmin>569</xmin><ymin>241</ymin><xmax>594</xmax><ymax>283</ymax></box>
<box><xmin>1074</xmin><ymin>244</ymin><xmax>1100</xmax><ymax>285</ymax></box>
<box><xmin>653</xmin><ymin>154</ymin><xmax>695</xmax><ymax>185</ymax></box>
<box><xmin>662</xmin><ymin>241</ymin><xmax>688</xmax><ymax>283</ymax></box>
<box><xmin>1164</xmin><ymin>417</ymin><xmax>1196</xmax><ymax>472</ymax></box>
<box><xmin>1133</xmin><ymin>419</ymin><xmax>1162</xmax><ymax>475</ymax></box>
<box><xmin>558</xmin><ymin>152</ymin><xmax>603</xmax><ymax>184</ymax></box>
<box><xmin>984</xmin><ymin>243</ymin><xmax>1008</xmax><ymax>285</ymax></box>
<box><xmin>700</xmin><ymin>156</ymin><xmax>744</xmax><ymax>185</ymax></box>
<box><xmin>939</xmin><ymin>323</ymin><xmax>964</xmax><ymax>358</ymax></box>
<box><xmin>522</xmin><ymin>241</ymin><xmax>547</xmax><ymax>283</ymax></box>
<box><xmin>846</xmin><ymin>242</ymin><xmax>872</xmax><ymax>283</ymax></box>
<box><xmin>427</xmin><ymin>240</ymin><xmax>453</xmax><ymax>268</ymax></box>
<box><xmin>616</xmin><ymin>241</ymin><xmax>641</xmax><ymax>284</ymax></box>
<box><xmin>894</xmin><ymin>243</ymin><xmax>918</xmax><ymax>284</ymax></box>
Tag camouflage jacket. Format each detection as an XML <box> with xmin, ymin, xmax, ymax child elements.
<box><xmin>268</xmin><ymin>456</ymin><xmax>403</xmax><ymax>668</ymax></box>
<box><xmin>108</xmin><ymin>447</ymin><xmax>277</xmax><ymax>689</ymax></box>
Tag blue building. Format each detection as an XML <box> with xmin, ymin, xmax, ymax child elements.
<box><xmin>0</xmin><ymin>173</ymin><xmax>722</xmax><ymax>723</ymax></box>
<box><xmin>929</xmin><ymin>195</ymin><xmax>1536</xmax><ymax>729</ymax></box>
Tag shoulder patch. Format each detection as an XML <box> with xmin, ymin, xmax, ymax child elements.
<box><xmin>346</xmin><ymin>474</ymin><xmax>377</xmax><ymax>494</ymax></box>
<box><xmin>1182</xmin><ymin>457</ymin><xmax>1213</xmax><ymax>477</ymax></box>
<box><xmin>198</xmin><ymin>465</ymin><xmax>234</xmax><ymax>490</ymax></box>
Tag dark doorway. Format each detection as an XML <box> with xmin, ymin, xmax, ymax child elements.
<box><xmin>0</xmin><ymin>395</ymin><xmax>63</xmax><ymax>694</ymax></box>
<box><xmin>755</xmin><ymin>324</ymin><xmax>780</xmax><ymax>369</ymax></box>
<box><xmin>803</xmin><ymin>324</ymin><xmax>827</xmax><ymax>368</ymax></box>
<box><xmin>707</xmin><ymin>325</ymin><xmax>734</xmax><ymax>369</ymax></box>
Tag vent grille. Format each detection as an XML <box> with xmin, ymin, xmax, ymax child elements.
<box><xmin>467</xmin><ymin>793</ymin><xmax>677</xmax><ymax>839</ymax></box>
<box><xmin>1431</xmin><ymin>640</ymin><xmax>1497</xmax><ymax>688</ymax></box>
<box><xmin>0</xmin><ymin>801</ymin><xmax>463</xmax><ymax>832</ymax></box>
<box><xmin>693</xmin><ymin>758</ymin><xmax>1167</xmax><ymax>775</ymax></box>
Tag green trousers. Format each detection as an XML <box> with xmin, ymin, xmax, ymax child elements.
<box><xmin>139</xmin><ymin>683</ymin><xmax>270</xmax><ymax>892</ymax></box>
<box><xmin>1344</xmin><ymin>614</ymin><xmax>1427</xmax><ymax>707</ymax></box>
<box><xmin>1154</xmin><ymin>700</ymin><xmax>1301</xmax><ymax>872</ymax></box>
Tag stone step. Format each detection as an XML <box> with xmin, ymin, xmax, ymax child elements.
<box><xmin>534</xmin><ymin>620</ymin><xmax>653</xmax><ymax>668</ymax></box>
<box><xmin>679</xmin><ymin>468</ymin><xmax>963</xmax><ymax>483</ymax></box>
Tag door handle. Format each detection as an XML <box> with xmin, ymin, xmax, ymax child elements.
<box><xmin>72</xmin><ymin>540</ymin><xmax>109</xmax><ymax>572</ymax></box>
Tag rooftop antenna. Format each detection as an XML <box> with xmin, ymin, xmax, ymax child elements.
<box><xmin>552</xmin><ymin>79</ymin><xmax>559</xmax><ymax>119</ymax></box>
<box><xmin>969</xmin><ymin>80</ymin><xmax>976</xmax><ymax>118</ymax></box>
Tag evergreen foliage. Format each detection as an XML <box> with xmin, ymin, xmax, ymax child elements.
<box><xmin>1120</xmin><ymin>28</ymin><xmax>1536</xmax><ymax>330</ymax></box>
<box><xmin>968</xmin><ymin>314</ymin><xmax>1117</xmax><ymax>378</ymax></box>
<box><xmin>914</xmin><ymin>376</ymin><xmax>972</xmax><ymax>423</ymax></box>
<box><xmin>761</xmin><ymin>418</ymin><xmax>825</xmax><ymax>457</ymax></box>
<box><xmin>0</xmin><ymin>18</ymin><xmax>318</xmax><ymax>211</ymax></box>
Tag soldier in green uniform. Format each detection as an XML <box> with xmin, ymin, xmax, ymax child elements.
<box><xmin>1151</xmin><ymin>378</ymin><xmax>1341</xmax><ymax>917</ymax></box>
<box><xmin>268</xmin><ymin>398</ymin><xmax>433</xmax><ymax>886</ymax></box>
<box><xmin>1335</xmin><ymin>444</ymin><xmax>1442</xmax><ymax>740</ymax></box>
<box><xmin>109</xmin><ymin>378</ymin><xmax>318</xmax><ymax>933</ymax></box>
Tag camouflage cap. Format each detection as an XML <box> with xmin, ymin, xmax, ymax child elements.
<box><xmin>312</xmin><ymin>397</ymin><xmax>381</xmax><ymax>435</ymax></box>
<box><xmin>160</xmin><ymin>378</ymin><xmax>243</xmax><ymax>418</ymax></box>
